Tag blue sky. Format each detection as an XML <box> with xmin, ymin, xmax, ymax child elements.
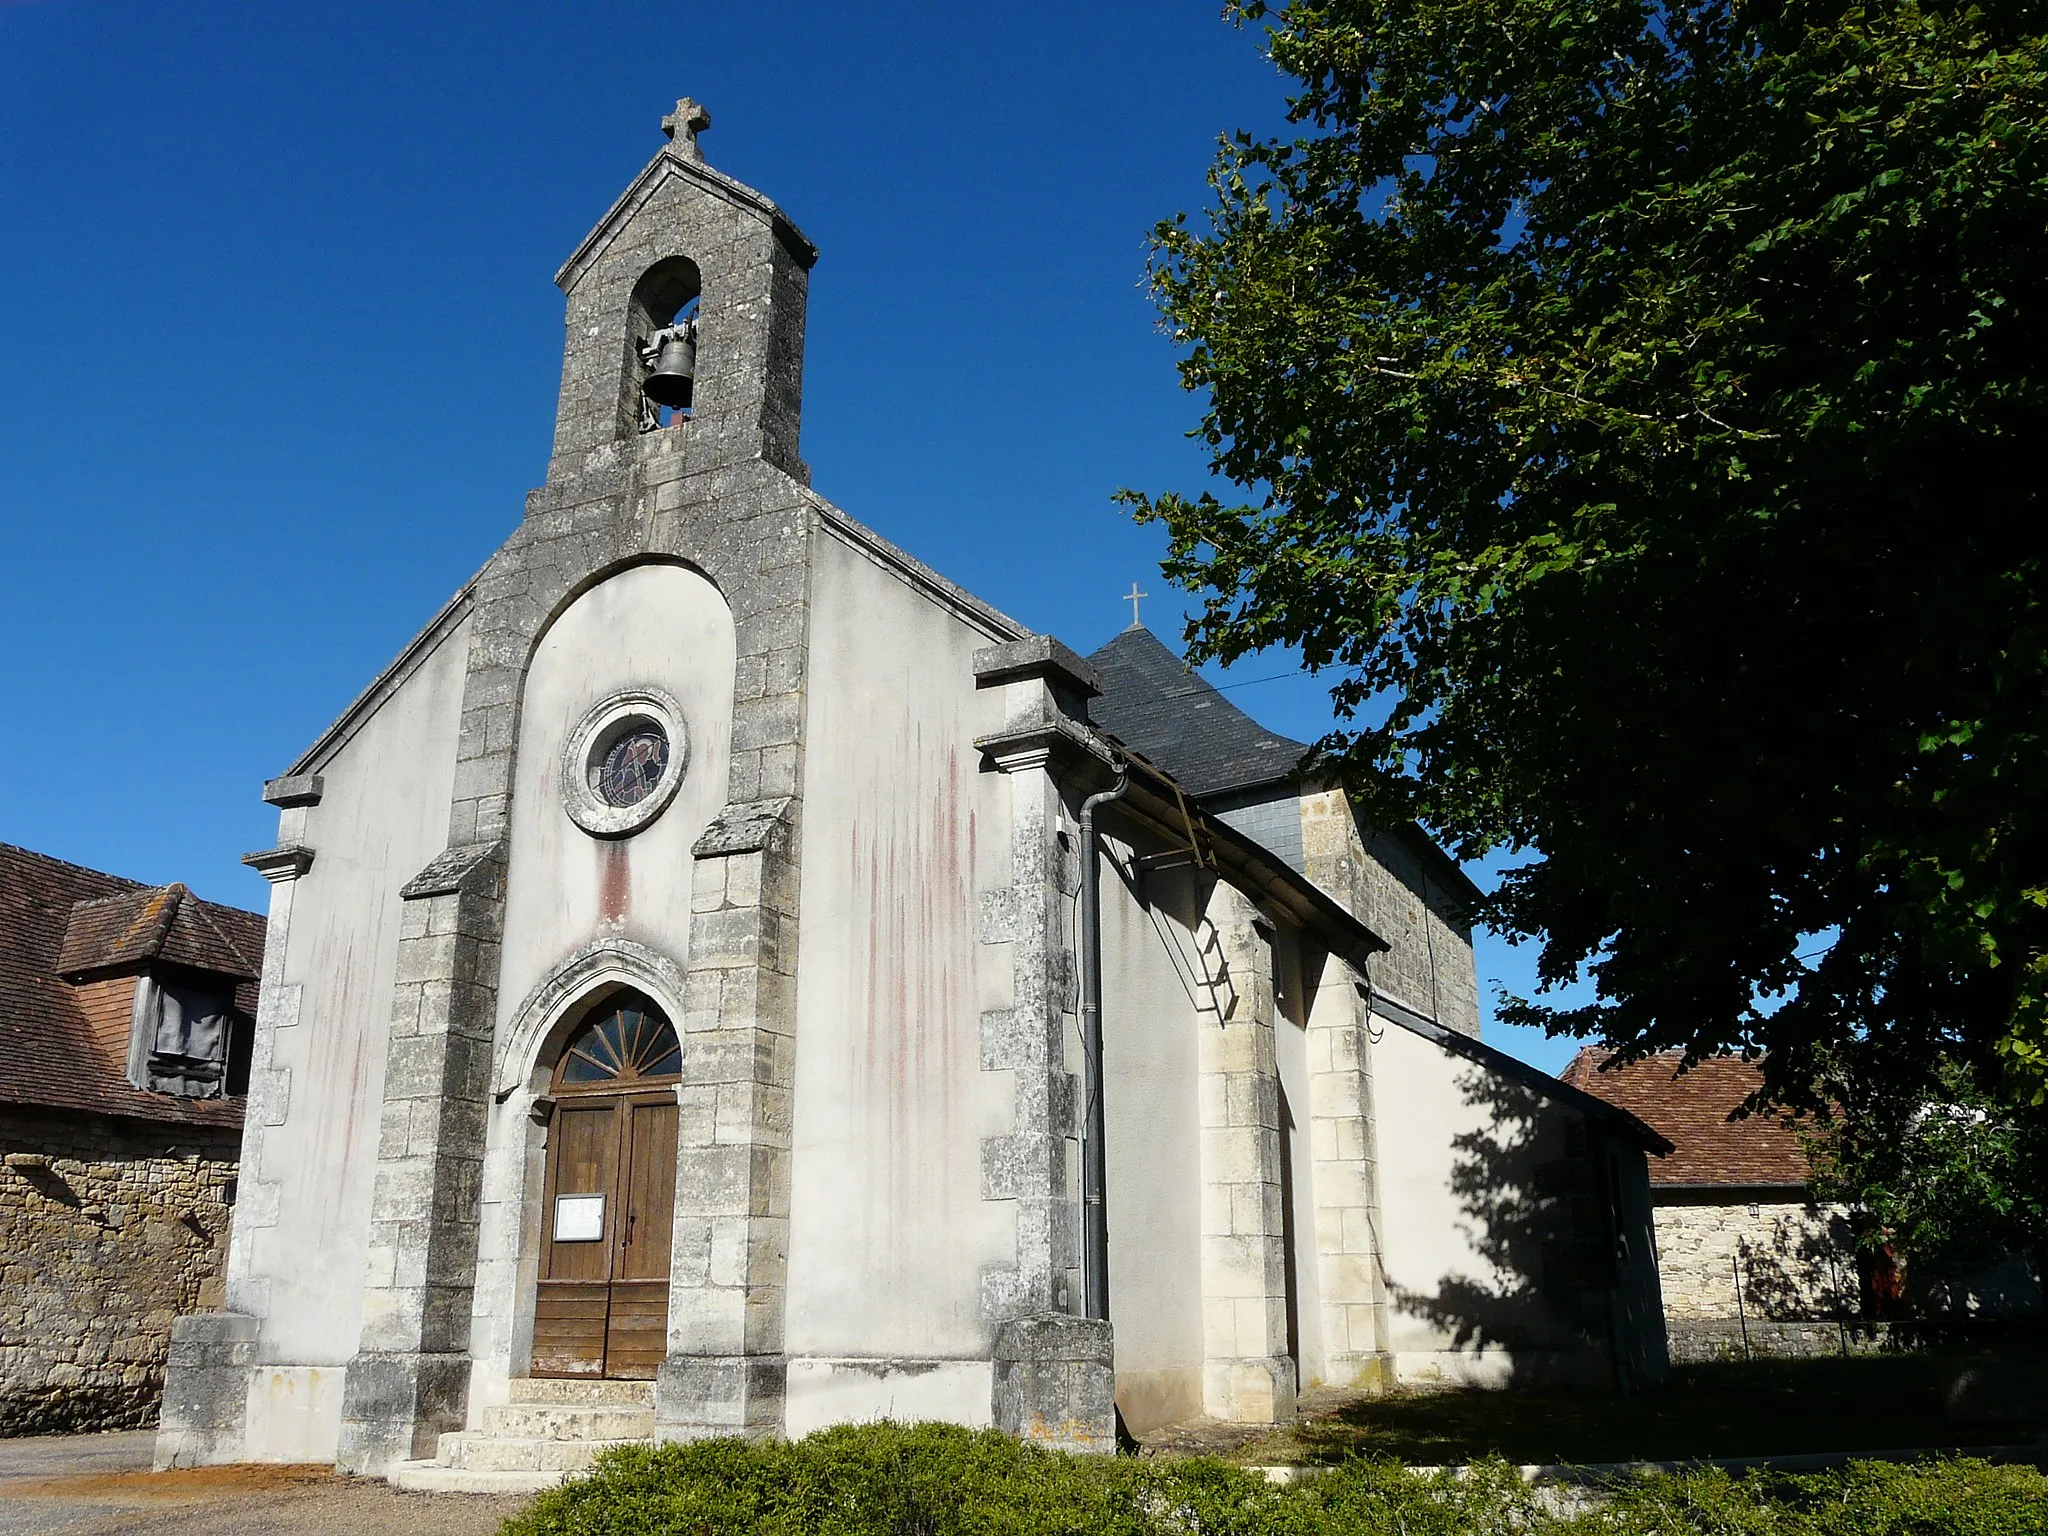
<box><xmin>0</xmin><ymin>1</ymin><xmax>1584</xmax><ymax>1074</ymax></box>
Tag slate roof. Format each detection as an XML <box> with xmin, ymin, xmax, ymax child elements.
<box><xmin>0</xmin><ymin>843</ymin><xmax>261</xmax><ymax>1128</ymax></box>
<box><xmin>1561</xmin><ymin>1049</ymin><xmax>1813</xmax><ymax>1189</ymax></box>
<box><xmin>1086</xmin><ymin>626</ymin><xmax>1310</xmax><ymax>798</ymax></box>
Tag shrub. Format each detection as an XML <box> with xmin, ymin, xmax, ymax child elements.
<box><xmin>502</xmin><ymin>1423</ymin><xmax>1311</xmax><ymax>1536</ymax></box>
<box><xmin>1571</xmin><ymin>1460</ymin><xmax>2048</xmax><ymax>1536</ymax></box>
<box><xmin>498</xmin><ymin>1422</ymin><xmax>2048</xmax><ymax>1536</ymax></box>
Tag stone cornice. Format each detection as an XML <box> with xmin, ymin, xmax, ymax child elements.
<box><xmin>812</xmin><ymin>498</ymin><xmax>1028</xmax><ymax>644</ymax></box>
<box><xmin>972</xmin><ymin>635</ymin><xmax>1101</xmax><ymax>698</ymax></box>
<box><xmin>240</xmin><ymin>845</ymin><xmax>315</xmax><ymax>884</ymax></box>
<box><xmin>692</xmin><ymin>796</ymin><xmax>798</xmax><ymax>859</ymax></box>
<box><xmin>399</xmin><ymin>841</ymin><xmax>505</xmax><ymax>901</ymax></box>
<box><xmin>261</xmin><ymin>774</ymin><xmax>324</xmax><ymax>808</ymax></box>
<box><xmin>974</xmin><ymin>715</ymin><xmax>1119</xmax><ymax>779</ymax></box>
<box><xmin>286</xmin><ymin>580</ymin><xmax>478</xmax><ymax>779</ymax></box>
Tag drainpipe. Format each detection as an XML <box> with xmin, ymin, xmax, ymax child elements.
<box><xmin>1078</xmin><ymin>762</ymin><xmax>1129</xmax><ymax>1323</ymax></box>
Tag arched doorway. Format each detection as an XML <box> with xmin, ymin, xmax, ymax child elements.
<box><xmin>533</xmin><ymin>991</ymin><xmax>681</xmax><ymax>1379</ymax></box>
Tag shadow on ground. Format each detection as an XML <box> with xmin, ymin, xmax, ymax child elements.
<box><xmin>1143</xmin><ymin>1354</ymin><xmax>2048</xmax><ymax>1466</ymax></box>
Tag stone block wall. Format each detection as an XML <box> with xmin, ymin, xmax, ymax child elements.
<box><xmin>1299</xmin><ymin>791</ymin><xmax>1480</xmax><ymax>1038</ymax></box>
<box><xmin>1666</xmin><ymin>1318</ymin><xmax>1893</xmax><ymax>1363</ymax></box>
<box><xmin>337</xmin><ymin>841</ymin><xmax>505</xmax><ymax>1473</ymax></box>
<box><xmin>0</xmin><ymin>1105</ymin><xmax>239</xmax><ymax>1434</ymax></box>
<box><xmin>1302</xmin><ymin>953</ymin><xmax>1391</xmax><ymax>1391</ymax></box>
<box><xmin>1652</xmin><ymin>1195</ymin><xmax>1853</xmax><ymax>1322</ymax></box>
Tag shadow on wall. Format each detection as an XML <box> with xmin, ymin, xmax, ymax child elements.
<box><xmin>1392</xmin><ymin>1066</ymin><xmax>1638</xmax><ymax>1388</ymax></box>
<box><xmin>5</xmin><ymin>1155</ymin><xmax>84</xmax><ymax>1208</ymax></box>
<box><xmin>1920</xmin><ymin>1253</ymin><xmax>2047</xmax><ymax>1319</ymax></box>
<box><xmin>1108</xmin><ymin>854</ymin><xmax>1237</xmax><ymax>1024</ymax></box>
<box><xmin>1711</xmin><ymin>1210</ymin><xmax>2035</xmax><ymax>1324</ymax></box>
<box><xmin>1738</xmin><ymin>1210</ymin><xmax>1858</xmax><ymax>1321</ymax></box>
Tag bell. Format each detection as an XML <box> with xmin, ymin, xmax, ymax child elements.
<box><xmin>643</xmin><ymin>330</ymin><xmax>696</xmax><ymax>410</ymax></box>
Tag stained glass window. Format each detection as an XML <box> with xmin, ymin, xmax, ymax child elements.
<box><xmin>556</xmin><ymin>994</ymin><xmax>682</xmax><ymax>1086</ymax></box>
<box><xmin>594</xmin><ymin>723</ymin><xmax>668</xmax><ymax>808</ymax></box>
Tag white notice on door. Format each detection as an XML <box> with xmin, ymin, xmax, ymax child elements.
<box><xmin>553</xmin><ymin>1193</ymin><xmax>605</xmax><ymax>1242</ymax></box>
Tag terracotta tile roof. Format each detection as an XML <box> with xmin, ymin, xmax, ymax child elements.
<box><xmin>0</xmin><ymin>843</ymin><xmax>260</xmax><ymax>1128</ymax></box>
<box><xmin>1561</xmin><ymin>1049</ymin><xmax>1813</xmax><ymax>1189</ymax></box>
<box><xmin>58</xmin><ymin>883</ymin><xmax>260</xmax><ymax>982</ymax></box>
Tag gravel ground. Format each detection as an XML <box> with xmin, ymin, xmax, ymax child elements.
<box><xmin>0</xmin><ymin>1433</ymin><xmax>527</xmax><ymax>1536</ymax></box>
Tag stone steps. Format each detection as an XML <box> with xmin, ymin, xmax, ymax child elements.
<box><xmin>504</xmin><ymin>1377</ymin><xmax>656</xmax><ymax>1408</ymax></box>
<box><xmin>481</xmin><ymin>1403</ymin><xmax>655</xmax><ymax>1440</ymax></box>
<box><xmin>384</xmin><ymin>1377</ymin><xmax>658</xmax><ymax>1494</ymax></box>
<box><xmin>388</xmin><ymin>1461</ymin><xmax>566</xmax><ymax>1495</ymax></box>
<box><xmin>436</xmin><ymin>1429</ymin><xmax>645</xmax><ymax>1473</ymax></box>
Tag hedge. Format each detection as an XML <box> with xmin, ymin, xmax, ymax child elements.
<box><xmin>501</xmin><ymin>1421</ymin><xmax>2048</xmax><ymax>1536</ymax></box>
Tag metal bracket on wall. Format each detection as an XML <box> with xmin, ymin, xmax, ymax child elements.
<box><xmin>1132</xmin><ymin>779</ymin><xmax>1216</xmax><ymax>876</ymax></box>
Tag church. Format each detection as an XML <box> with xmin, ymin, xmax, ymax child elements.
<box><xmin>155</xmin><ymin>100</ymin><xmax>1671</xmax><ymax>1489</ymax></box>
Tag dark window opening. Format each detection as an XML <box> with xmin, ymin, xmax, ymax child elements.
<box><xmin>131</xmin><ymin>973</ymin><xmax>246</xmax><ymax>1100</ymax></box>
<box><xmin>592</xmin><ymin>720</ymin><xmax>670</xmax><ymax>807</ymax></box>
<box><xmin>555</xmin><ymin>993</ymin><xmax>683</xmax><ymax>1090</ymax></box>
<box><xmin>630</xmin><ymin>257</ymin><xmax>702</xmax><ymax>430</ymax></box>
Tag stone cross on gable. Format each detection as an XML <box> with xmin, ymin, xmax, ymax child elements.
<box><xmin>662</xmin><ymin>97</ymin><xmax>711</xmax><ymax>161</ymax></box>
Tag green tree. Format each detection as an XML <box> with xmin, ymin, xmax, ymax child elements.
<box><xmin>1809</xmin><ymin>1056</ymin><xmax>2048</xmax><ymax>1296</ymax></box>
<box><xmin>1123</xmin><ymin>0</ymin><xmax>2048</xmax><ymax>1127</ymax></box>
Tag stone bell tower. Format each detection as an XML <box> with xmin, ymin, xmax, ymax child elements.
<box><xmin>548</xmin><ymin>97</ymin><xmax>815</xmax><ymax>479</ymax></box>
<box><xmin>330</xmin><ymin>100</ymin><xmax>822</xmax><ymax>1472</ymax></box>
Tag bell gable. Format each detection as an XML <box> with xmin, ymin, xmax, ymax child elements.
<box><xmin>547</xmin><ymin>99</ymin><xmax>817</xmax><ymax>480</ymax></box>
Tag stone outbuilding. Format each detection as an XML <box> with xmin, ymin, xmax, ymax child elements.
<box><xmin>0</xmin><ymin>843</ymin><xmax>261</xmax><ymax>1434</ymax></box>
<box><xmin>1562</xmin><ymin>1051</ymin><xmax>1861</xmax><ymax>1358</ymax></box>
<box><xmin>156</xmin><ymin>101</ymin><xmax>1673</xmax><ymax>1488</ymax></box>
<box><xmin>1565</xmin><ymin>1050</ymin><xmax>2046</xmax><ymax>1356</ymax></box>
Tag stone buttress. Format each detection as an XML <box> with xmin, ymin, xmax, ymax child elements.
<box><xmin>970</xmin><ymin>640</ymin><xmax>1121</xmax><ymax>1450</ymax></box>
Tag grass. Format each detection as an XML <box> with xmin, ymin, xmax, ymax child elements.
<box><xmin>1217</xmin><ymin>1355</ymin><xmax>2045</xmax><ymax>1468</ymax></box>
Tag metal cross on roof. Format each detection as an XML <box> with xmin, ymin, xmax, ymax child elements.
<box><xmin>1125</xmin><ymin>582</ymin><xmax>1149</xmax><ymax>629</ymax></box>
<box><xmin>662</xmin><ymin>97</ymin><xmax>711</xmax><ymax>161</ymax></box>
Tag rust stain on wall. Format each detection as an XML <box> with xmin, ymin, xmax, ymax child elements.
<box><xmin>598</xmin><ymin>840</ymin><xmax>631</xmax><ymax>925</ymax></box>
<box><xmin>846</xmin><ymin>712</ymin><xmax>978</xmax><ymax>1308</ymax></box>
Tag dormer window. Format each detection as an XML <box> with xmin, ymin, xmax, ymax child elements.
<box><xmin>56</xmin><ymin>880</ymin><xmax>259</xmax><ymax>1101</ymax></box>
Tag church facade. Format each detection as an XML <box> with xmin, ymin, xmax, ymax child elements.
<box><xmin>156</xmin><ymin>103</ymin><xmax>1670</xmax><ymax>1486</ymax></box>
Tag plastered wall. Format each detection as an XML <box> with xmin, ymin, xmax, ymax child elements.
<box><xmin>490</xmin><ymin>561</ymin><xmax>735</xmax><ymax>1046</ymax></box>
<box><xmin>463</xmin><ymin>560</ymin><xmax>737</xmax><ymax>1409</ymax></box>
<box><xmin>234</xmin><ymin>611</ymin><xmax>472</xmax><ymax>1395</ymax></box>
<box><xmin>1271</xmin><ymin>925</ymin><xmax>1324</xmax><ymax>1390</ymax></box>
<box><xmin>1371</xmin><ymin>1023</ymin><xmax>1630</xmax><ymax>1387</ymax></box>
<box><xmin>1098</xmin><ymin>848</ymin><xmax>1205</xmax><ymax>1434</ymax></box>
<box><xmin>784</xmin><ymin>530</ymin><xmax>1012</xmax><ymax>1428</ymax></box>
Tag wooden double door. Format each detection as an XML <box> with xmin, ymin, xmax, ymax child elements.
<box><xmin>532</xmin><ymin>995</ymin><xmax>682</xmax><ymax>1379</ymax></box>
